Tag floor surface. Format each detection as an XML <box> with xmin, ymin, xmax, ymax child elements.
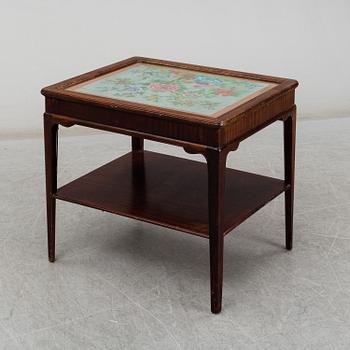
<box><xmin>1</xmin><ymin>117</ymin><xmax>350</xmax><ymax>349</ymax></box>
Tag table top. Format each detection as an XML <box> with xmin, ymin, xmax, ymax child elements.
<box><xmin>68</xmin><ymin>63</ymin><xmax>276</xmax><ymax>117</ymax></box>
<box><xmin>42</xmin><ymin>57</ymin><xmax>298</xmax><ymax>127</ymax></box>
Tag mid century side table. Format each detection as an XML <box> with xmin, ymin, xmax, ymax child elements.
<box><xmin>41</xmin><ymin>57</ymin><xmax>298</xmax><ymax>314</ymax></box>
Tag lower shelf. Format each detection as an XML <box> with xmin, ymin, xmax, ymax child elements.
<box><xmin>55</xmin><ymin>151</ymin><xmax>286</xmax><ymax>238</ymax></box>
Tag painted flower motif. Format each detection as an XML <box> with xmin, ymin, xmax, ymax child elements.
<box><xmin>195</xmin><ymin>75</ymin><xmax>222</xmax><ymax>85</ymax></box>
<box><xmin>214</xmin><ymin>89</ymin><xmax>236</xmax><ymax>96</ymax></box>
<box><xmin>183</xmin><ymin>92</ymin><xmax>199</xmax><ymax>97</ymax></box>
<box><xmin>126</xmin><ymin>84</ymin><xmax>143</xmax><ymax>93</ymax></box>
<box><xmin>147</xmin><ymin>95</ymin><xmax>159</xmax><ymax>101</ymax></box>
<box><xmin>76</xmin><ymin>64</ymin><xmax>268</xmax><ymax>115</ymax></box>
<box><xmin>149</xmin><ymin>83</ymin><xmax>179</xmax><ymax>93</ymax></box>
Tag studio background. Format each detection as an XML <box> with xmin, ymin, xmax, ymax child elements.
<box><xmin>2</xmin><ymin>1</ymin><xmax>350</xmax><ymax>349</ymax></box>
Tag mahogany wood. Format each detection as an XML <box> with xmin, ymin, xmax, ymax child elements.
<box><xmin>284</xmin><ymin>107</ymin><xmax>296</xmax><ymax>250</ymax></box>
<box><xmin>42</xmin><ymin>57</ymin><xmax>298</xmax><ymax>313</ymax></box>
<box><xmin>54</xmin><ymin>151</ymin><xmax>286</xmax><ymax>238</ymax></box>
<box><xmin>44</xmin><ymin>117</ymin><xmax>58</xmax><ymax>262</ymax></box>
<box><xmin>205</xmin><ymin>149</ymin><xmax>227</xmax><ymax>313</ymax></box>
<box><xmin>131</xmin><ymin>137</ymin><xmax>144</xmax><ymax>151</ymax></box>
<box><xmin>42</xmin><ymin>57</ymin><xmax>298</xmax><ymax>149</ymax></box>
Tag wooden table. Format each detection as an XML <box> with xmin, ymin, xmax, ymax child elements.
<box><xmin>41</xmin><ymin>57</ymin><xmax>298</xmax><ymax>313</ymax></box>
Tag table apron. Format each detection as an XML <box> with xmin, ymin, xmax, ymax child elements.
<box><xmin>45</xmin><ymin>97</ymin><xmax>221</xmax><ymax>147</ymax></box>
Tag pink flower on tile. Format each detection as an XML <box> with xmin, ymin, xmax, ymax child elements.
<box><xmin>149</xmin><ymin>83</ymin><xmax>179</xmax><ymax>93</ymax></box>
<box><xmin>214</xmin><ymin>89</ymin><xmax>236</xmax><ymax>96</ymax></box>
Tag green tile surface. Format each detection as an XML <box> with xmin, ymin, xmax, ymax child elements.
<box><xmin>71</xmin><ymin>63</ymin><xmax>273</xmax><ymax>116</ymax></box>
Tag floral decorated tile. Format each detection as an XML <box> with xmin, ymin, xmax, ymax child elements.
<box><xmin>69</xmin><ymin>63</ymin><xmax>276</xmax><ymax>117</ymax></box>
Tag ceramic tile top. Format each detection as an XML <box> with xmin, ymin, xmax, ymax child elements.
<box><xmin>69</xmin><ymin>63</ymin><xmax>276</xmax><ymax>117</ymax></box>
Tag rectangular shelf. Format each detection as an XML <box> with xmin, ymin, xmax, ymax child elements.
<box><xmin>55</xmin><ymin>151</ymin><xmax>286</xmax><ymax>238</ymax></box>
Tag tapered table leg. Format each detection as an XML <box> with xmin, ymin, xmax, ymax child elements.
<box><xmin>284</xmin><ymin>107</ymin><xmax>296</xmax><ymax>250</ymax></box>
<box><xmin>131</xmin><ymin>136</ymin><xmax>145</xmax><ymax>175</ymax></box>
<box><xmin>44</xmin><ymin>116</ymin><xmax>58</xmax><ymax>262</ymax></box>
<box><xmin>131</xmin><ymin>136</ymin><xmax>146</xmax><ymax>205</ymax></box>
<box><xmin>131</xmin><ymin>136</ymin><xmax>144</xmax><ymax>151</ymax></box>
<box><xmin>206</xmin><ymin>149</ymin><xmax>227</xmax><ymax>314</ymax></box>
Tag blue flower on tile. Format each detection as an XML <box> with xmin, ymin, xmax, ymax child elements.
<box><xmin>195</xmin><ymin>75</ymin><xmax>222</xmax><ymax>85</ymax></box>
